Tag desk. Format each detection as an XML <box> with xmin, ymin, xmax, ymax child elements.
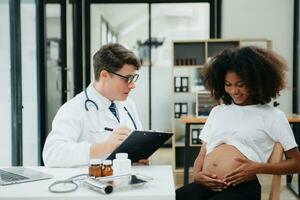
<box><xmin>180</xmin><ymin>115</ymin><xmax>300</xmax><ymax>197</ymax></box>
<box><xmin>0</xmin><ymin>165</ymin><xmax>175</xmax><ymax>200</ymax></box>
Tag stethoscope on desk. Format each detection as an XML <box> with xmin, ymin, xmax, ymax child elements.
<box><xmin>48</xmin><ymin>174</ymin><xmax>87</xmax><ymax>193</ymax></box>
<box><xmin>84</xmin><ymin>90</ymin><xmax>137</xmax><ymax>130</ymax></box>
<box><xmin>48</xmin><ymin>174</ymin><xmax>113</xmax><ymax>194</ymax></box>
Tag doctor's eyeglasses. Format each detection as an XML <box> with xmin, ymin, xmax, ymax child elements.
<box><xmin>107</xmin><ymin>70</ymin><xmax>139</xmax><ymax>84</ymax></box>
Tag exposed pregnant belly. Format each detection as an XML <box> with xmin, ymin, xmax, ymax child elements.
<box><xmin>202</xmin><ymin>144</ymin><xmax>254</xmax><ymax>179</ymax></box>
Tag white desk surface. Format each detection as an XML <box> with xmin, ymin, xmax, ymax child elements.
<box><xmin>0</xmin><ymin>165</ymin><xmax>175</xmax><ymax>200</ymax></box>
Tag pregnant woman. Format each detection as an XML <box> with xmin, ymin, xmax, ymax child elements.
<box><xmin>176</xmin><ymin>46</ymin><xmax>300</xmax><ymax>200</ymax></box>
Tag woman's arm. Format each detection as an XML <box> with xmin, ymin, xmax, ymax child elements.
<box><xmin>193</xmin><ymin>143</ymin><xmax>207</xmax><ymax>174</ymax></box>
<box><xmin>258</xmin><ymin>147</ymin><xmax>300</xmax><ymax>175</ymax></box>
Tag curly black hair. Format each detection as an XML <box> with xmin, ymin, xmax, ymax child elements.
<box><xmin>201</xmin><ymin>46</ymin><xmax>287</xmax><ymax>105</ymax></box>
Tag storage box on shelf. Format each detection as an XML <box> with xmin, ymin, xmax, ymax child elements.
<box><xmin>172</xmin><ymin>38</ymin><xmax>272</xmax><ymax>172</ymax></box>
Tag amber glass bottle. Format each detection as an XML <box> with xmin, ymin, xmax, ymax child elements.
<box><xmin>89</xmin><ymin>159</ymin><xmax>102</xmax><ymax>178</ymax></box>
<box><xmin>102</xmin><ymin>160</ymin><xmax>113</xmax><ymax>176</ymax></box>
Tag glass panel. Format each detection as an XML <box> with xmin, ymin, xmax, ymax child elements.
<box><xmin>21</xmin><ymin>0</ymin><xmax>38</xmax><ymax>165</ymax></box>
<box><xmin>0</xmin><ymin>0</ymin><xmax>11</xmax><ymax>165</ymax></box>
<box><xmin>45</xmin><ymin>4</ymin><xmax>62</xmax><ymax>136</ymax></box>
<box><xmin>67</xmin><ymin>2</ymin><xmax>74</xmax><ymax>98</ymax></box>
<box><xmin>101</xmin><ymin>19</ymin><xmax>107</xmax><ymax>45</ymax></box>
<box><xmin>112</xmin><ymin>34</ymin><xmax>117</xmax><ymax>43</ymax></box>
<box><xmin>91</xmin><ymin>4</ymin><xmax>149</xmax><ymax>129</ymax></box>
<box><xmin>151</xmin><ymin>3</ymin><xmax>210</xmax><ymax>137</ymax></box>
<box><xmin>107</xmin><ymin>30</ymin><xmax>112</xmax><ymax>43</ymax></box>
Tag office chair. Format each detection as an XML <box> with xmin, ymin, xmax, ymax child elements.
<box><xmin>268</xmin><ymin>142</ymin><xmax>284</xmax><ymax>200</ymax></box>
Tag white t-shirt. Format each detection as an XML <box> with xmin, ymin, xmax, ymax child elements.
<box><xmin>200</xmin><ymin>104</ymin><xmax>298</xmax><ymax>163</ymax></box>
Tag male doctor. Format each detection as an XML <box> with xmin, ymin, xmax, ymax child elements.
<box><xmin>43</xmin><ymin>43</ymin><xmax>143</xmax><ymax>167</ymax></box>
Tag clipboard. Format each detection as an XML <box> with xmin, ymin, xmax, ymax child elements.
<box><xmin>106</xmin><ymin>130</ymin><xmax>173</xmax><ymax>162</ymax></box>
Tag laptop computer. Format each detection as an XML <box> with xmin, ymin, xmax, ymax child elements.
<box><xmin>0</xmin><ymin>167</ymin><xmax>53</xmax><ymax>186</ymax></box>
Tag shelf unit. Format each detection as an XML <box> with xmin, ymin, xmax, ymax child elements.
<box><xmin>172</xmin><ymin>38</ymin><xmax>272</xmax><ymax>172</ymax></box>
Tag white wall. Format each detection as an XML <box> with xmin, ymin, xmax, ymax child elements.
<box><xmin>222</xmin><ymin>0</ymin><xmax>294</xmax><ymax>113</ymax></box>
<box><xmin>0</xmin><ymin>2</ymin><xmax>12</xmax><ymax>166</ymax></box>
<box><xmin>21</xmin><ymin>3</ymin><xmax>38</xmax><ymax>165</ymax></box>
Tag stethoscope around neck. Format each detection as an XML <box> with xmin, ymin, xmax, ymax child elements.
<box><xmin>84</xmin><ymin>89</ymin><xmax>137</xmax><ymax>130</ymax></box>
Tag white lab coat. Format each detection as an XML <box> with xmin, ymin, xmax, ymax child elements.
<box><xmin>42</xmin><ymin>83</ymin><xmax>143</xmax><ymax>167</ymax></box>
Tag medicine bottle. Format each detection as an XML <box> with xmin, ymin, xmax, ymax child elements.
<box><xmin>89</xmin><ymin>159</ymin><xmax>102</xmax><ymax>178</ymax></box>
<box><xmin>102</xmin><ymin>160</ymin><xmax>113</xmax><ymax>177</ymax></box>
<box><xmin>113</xmin><ymin>153</ymin><xmax>131</xmax><ymax>176</ymax></box>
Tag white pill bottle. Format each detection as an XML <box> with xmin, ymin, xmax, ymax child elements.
<box><xmin>113</xmin><ymin>153</ymin><xmax>131</xmax><ymax>176</ymax></box>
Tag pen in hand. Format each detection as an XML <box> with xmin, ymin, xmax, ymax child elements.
<box><xmin>104</xmin><ymin>127</ymin><xmax>113</xmax><ymax>132</ymax></box>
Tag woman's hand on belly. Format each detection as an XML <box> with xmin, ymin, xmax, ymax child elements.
<box><xmin>223</xmin><ymin>157</ymin><xmax>259</xmax><ymax>186</ymax></box>
<box><xmin>194</xmin><ymin>171</ymin><xmax>227</xmax><ymax>191</ymax></box>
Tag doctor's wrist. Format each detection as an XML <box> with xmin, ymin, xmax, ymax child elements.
<box><xmin>103</xmin><ymin>142</ymin><xmax>112</xmax><ymax>155</ymax></box>
<box><xmin>90</xmin><ymin>143</ymin><xmax>110</xmax><ymax>158</ymax></box>
<box><xmin>90</xmin><ymin>144</ymin><xmax>100</xmax><ymax>158</ymax></box>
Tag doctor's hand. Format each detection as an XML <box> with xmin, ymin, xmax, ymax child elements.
<box><xmin>105</xmin><ymin>127</ymin><xmax>131</xmax><ymax>153</ymax></box>
<box><xmin>90</xmin><ymin>127</ymin><xmax>131</xmax><ymax>158</ymax></box>
<box><xmin>133</xmin><ymin>159</ymin><xmax>150</xmax><ymax>165</ymax></box>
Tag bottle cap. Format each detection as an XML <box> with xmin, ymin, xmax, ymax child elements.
<box><xmin>103</xmin><ymin>160</ymin><xmax>112</xmax><ymax>165</ymax></box>
<box><xmin>116</xmin><ymin>153</ymin><xmax>128</xmax><ymax>159</ymax></box>
<box><xmin>90</xmin><ymin>159</ymin><xmax>101</xmax><ymax>165</ymax></box>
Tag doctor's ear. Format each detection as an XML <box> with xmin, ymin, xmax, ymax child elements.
<box><xmin>100</xmin><ymin>70</ymin><xmax>110</xmax><ymax>79</ymax></box>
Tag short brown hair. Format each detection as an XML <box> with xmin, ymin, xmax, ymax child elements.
<box><xmin>93</xmin><ymin>43</ymin><xmax>141</xmax><ymax>81</ymax></box>
<box><xmin>202</xmin><ymin>46</ymin><xmax>287</xmax><ymax>104</ymax></box>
